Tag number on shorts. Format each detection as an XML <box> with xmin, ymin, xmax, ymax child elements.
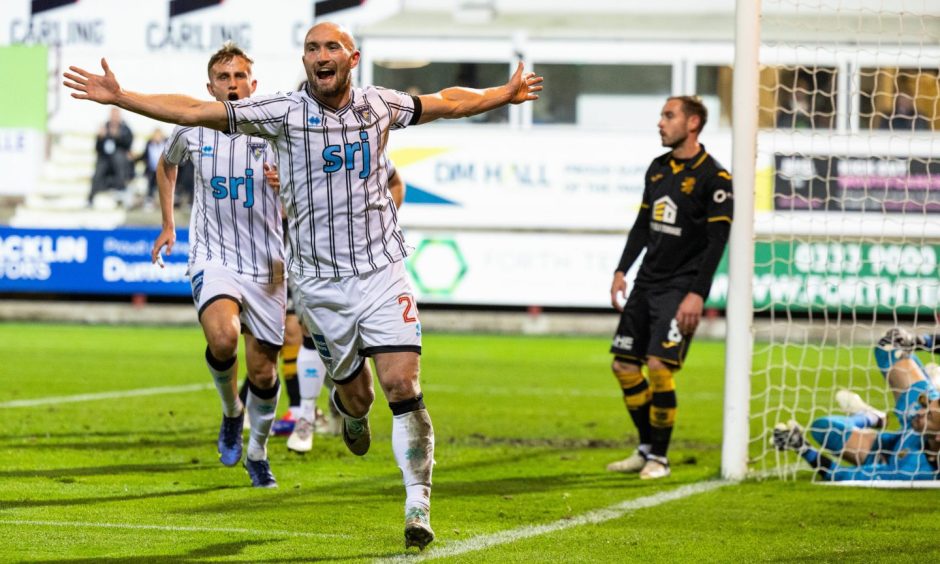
<box><xmin>398</xmin><ymin>294</ymin><xmax>417</xmax><ymax>323</ymax></box>
<box><xmin>667</xmin><ymin>319</ymin><xmax>683</xmax><ymax>344</ymax></box>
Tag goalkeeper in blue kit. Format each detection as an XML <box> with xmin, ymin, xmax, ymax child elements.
<box><xmin>774</xmin><ymin>328</ymin><xmax>940</xmax><ymax>481</ymax></box>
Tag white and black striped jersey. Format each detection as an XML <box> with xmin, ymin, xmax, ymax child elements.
<box><xmin>164</xmin><ymin>126</ymin><xmax>285</xmax><ymax>284</ymax></box>
<box><xmin>224</xmin><ymin>85</ymin><xmax>421</xmax><ymax>278</ymax></box>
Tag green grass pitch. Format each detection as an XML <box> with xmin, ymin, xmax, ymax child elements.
<box><xmin>0</xmin><ymin>323</ymin><xmax>938</xmax><ymax>562</ymax></box>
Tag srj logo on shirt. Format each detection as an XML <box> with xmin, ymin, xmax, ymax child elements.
<box><xmin>322</xmin><ymin>131</ymin><xmax>371</xmax><ymax>179</ymax></box>
<box><xmin>210</xmin><ymin>169</ymin><xmax>256</xmax><ymax>208</ymax></box>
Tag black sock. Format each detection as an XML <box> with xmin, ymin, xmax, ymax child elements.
<box><xmin>629</xmin><ymin>402</ymin><xmax>653</xmax><ymax>446</ymax></box>
<box><xmin>285</xmin><ymin>375</ymin><xmax>300</xmax><ymax>408</ymax></box>
<box><xmin>649</xmin><ymin>425</ymin><xmax>674</xmax><ymax>458</ymax></box>
<box><xmin>649</xmin><ymin>386</ymin><xmax>677</xmax><ymax>457</ymax></box>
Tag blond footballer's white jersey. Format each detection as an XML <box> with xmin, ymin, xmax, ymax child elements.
<box><xmin>224</xmin><ymin>85</ymin><xmax>419</xmax><ymax>278</ymax></box>
<box><xmin>164</xmin><ymin>126</ymin><xmax>285</xmax><ymax>284</ymax></box>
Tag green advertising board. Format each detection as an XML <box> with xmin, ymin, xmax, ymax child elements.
<box><xmin>0</xmin><ymin>45</ymin><xmax>47</xmax><ymax>197</ymax></box>
<box><xmin>706</xmin><ymin>241</ymin><xmax>940</xmax><ymax>314</ymax></box>
<box><xmin>0</xmin><ymin>45</ymin><xmax>47</xmax><ymax>130</ymax></box>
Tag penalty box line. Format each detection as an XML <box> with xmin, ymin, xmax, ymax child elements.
<box><xmin>0</xmin><ymin>383</ymin><xmax>215</xmax><ymax>409</ymax></box>
<box><xmin>377</xmin><ymin>479</ymin><xmax>729</xmax><ymax>563</ymax></box>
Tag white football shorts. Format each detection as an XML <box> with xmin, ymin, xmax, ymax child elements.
<box><xmin>286</xmin><ymin>272</ymin><xmax>297</xmax><ymax>316</ymax></box>
<box><xmin>293</xmin><ymin>260</ymin><xmax>422</xmax><ymax>383</ymax></box>
<box><xmin>189</xmin><ymin>263</ymin><xmax>287</xmax><ymax>348</ymax></box>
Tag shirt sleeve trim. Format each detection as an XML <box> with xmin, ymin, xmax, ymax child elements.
<box><xmin>409</xmin><ymin>95</ymin><xmax>422</xmax><ymax>126</ymax></box>
<box><xmin>224</xmin><ymin>101</ymin><xmax>236</xmax><ymax>134</ymax></box>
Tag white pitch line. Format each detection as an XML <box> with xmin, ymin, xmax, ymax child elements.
<box><xmin>0</xmin><ymin>383</ymin><xmax>214</xmax><ymax>409</ymax></box>
<box><xmin>0</xmin><ymin>382</ymin><xmax>719</xmax><ymax>407</ymax></box>
<box><xmin>0</xmin><ymin>519</ymin><xmax>346</xmax><ymax>539</ymax></box>
<box><xmin>377</xmin><ymin>479</ymin><xmax>729</xmax><ymax>563</ymax></box>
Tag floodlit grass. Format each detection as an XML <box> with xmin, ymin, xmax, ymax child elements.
<box><xmin>0</xmin><ymin>323</ymin><xmax>937</xmax><ymax>562</ymax></box>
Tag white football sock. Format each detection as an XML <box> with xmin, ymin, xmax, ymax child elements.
<box><xmin>392</xmin><ymin>409</ymin><xmax>434</xmax><ymax>511</ymax></box>
<box><xmin>205</xmin><ymin>351</ymin><xmax>242</xmax><ymax>417</ymax></box>
<box><xmin>246</xmin><ymin>380</ymin><xmax>279</xmax><ymax>461</ymax></box>
<box><xmin>297</xmin><ymin>343</ymin><xmax>325</xmax><ymax>421</ymax></box>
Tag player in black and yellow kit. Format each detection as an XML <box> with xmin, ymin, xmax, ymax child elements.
<box><xmin>607</xmin><ymin>96</ymin><xmax>733</xmax><ymax>479</ymax></box>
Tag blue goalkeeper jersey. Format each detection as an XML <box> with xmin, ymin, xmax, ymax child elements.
<box><xmin>895</xmin><ymin>379</ymin><xmax>940</xmax><ymax>427</ymax></box>
<box><xmin>822</xmin><ymin>379</ymin><xmax>939</xmax><ymax>481</ymax></box>
<box><xmin>825</xmin><ymin>427</ymin><xmax>937</xmax><ymax>481</ymax></box>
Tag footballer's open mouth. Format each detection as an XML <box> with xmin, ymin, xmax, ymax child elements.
<box><xmin>316</xmin><ymin>68</ymin><xmax>336</xmax><ymax>81</ymax></box>
<box><xmin>227</xmin><ymin>92</ymin><xmax>239</xmax><ymax>101</ymax></box>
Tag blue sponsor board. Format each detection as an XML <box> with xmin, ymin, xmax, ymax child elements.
<box><xmin>0</xmin><ymin>226</ymin><xmax>191</xmax><ymax>296</ymax></box>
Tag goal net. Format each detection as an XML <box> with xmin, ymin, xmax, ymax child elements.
<box><xmin>744</xmin><ymin>0</ymin><xmax>940</xmax><ymax>482</ymax></box>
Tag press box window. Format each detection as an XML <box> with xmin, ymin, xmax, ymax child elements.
<box><xmin>531</xmin><ymin>64</ymin><xmax>671</xmax><ymax>130</ymax></box>
<box><xmin>372</xmin><ymin>61</ymin><xmax>510</xmax><ymax>124</ymax></box>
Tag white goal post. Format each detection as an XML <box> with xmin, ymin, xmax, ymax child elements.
<box><xmin>722</xmin><ymin>0</ymin><xmax>760</xmax><ymax>481</ymax></box>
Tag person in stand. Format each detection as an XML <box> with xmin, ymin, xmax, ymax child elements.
<box><xmin>88</xmin><ymin>107</ymin><xmax>133</xmax><ymax>206</ymax></box>
<box><xmin>136</xmin><ymin>128</ymin><xmax>166</xmax><ymax>209</ymax></box>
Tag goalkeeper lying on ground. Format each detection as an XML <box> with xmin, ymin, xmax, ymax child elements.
<box><xmin>774</xmin><ymin>328</ymin><xmax>940</xmax><ymax>481</ymax></box>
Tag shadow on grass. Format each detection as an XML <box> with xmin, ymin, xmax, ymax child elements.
<box><xmin>0</xmin><ymin>427</ymin><xmax>208</xmax><ymax>442</ymax></box>
<box><xmin>29</xmin><ymin>539</ymin><xmax>400</xmax><ymax>563</ymax></box>
<box><xmin>0</xmin><ymin>485</ymin><xmax>238</xmax><ymax>510</ymax></box>
<box><xmin>179</xmin><ymin>448</ymin><xmax>581</xmax><ymax>515</ymax></box>
<box><xmin>0</xmin><ymin>461</ymin><xmax>214</xmax><ymax>479</ymax></box>
<box><xmin>446</xmin><ymin>433</ymin><xmax>720</xmax><ymax>454</ymax></box>
<box><xmin>0</xmin><ymin>438</ymin><xmax>209</xmax><ymax>451</ymax></box>
<box><xmin>411</xmin><ymin>468</ymin><xmax>668</xmax><ymax>498</ymax></box>
<box><xmin>29</xmin><ymin>539</ymin><xmax>269</xmax><ymax>563</ymax></box>
<box><xmin>186</xmin><ymin>445</ymin><xmax>713</xmax><ymax>518</ymax></box>
<box><xmin>193</xmin><ymin>437</ymin><xmax>714</xmax><ymax>513</ymax></box>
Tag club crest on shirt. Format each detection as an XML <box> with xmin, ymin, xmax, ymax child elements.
<box><xmin>353</xmin><ymin>104</ymin><xmax>372</xmax><ymax>122</ymax></box>
<box><xmin>249</xmin><ymin>142</ymin><xmax>266</xmax><ymax>160</ymax></box>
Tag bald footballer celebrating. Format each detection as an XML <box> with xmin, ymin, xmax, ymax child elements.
<box><xmin>65</xmin><ymin>21</ymin><xmax>543</xmax><ymax>550</ymax></box>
